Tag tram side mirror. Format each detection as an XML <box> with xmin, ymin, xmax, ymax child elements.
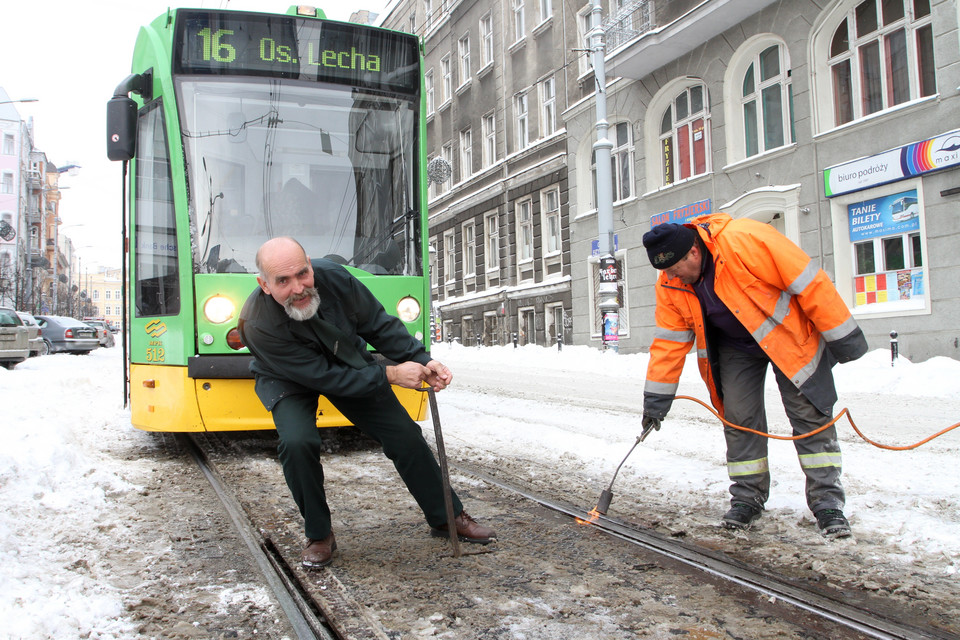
<box><xmin>427</xmin><ymin>157</ymin><xmax>452</xmax><ymax>185</ymax></box>
<box><xmin>106</xmin><ymin>96</ymin><xmax>138</xmax><ymax>161</ymax></box>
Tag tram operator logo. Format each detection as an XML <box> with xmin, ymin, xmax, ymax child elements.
<box><xmin>145</xmin><ymin>320</ymin><xmax>167</xmax><ymax>338</ymax></box>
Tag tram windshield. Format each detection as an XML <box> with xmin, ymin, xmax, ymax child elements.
<box><xmin>177</xmin><ymin>78</ymin><xmax>421</xmax><ymax>276</ymax></box>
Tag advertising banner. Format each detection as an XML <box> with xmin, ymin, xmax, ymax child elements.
<box><xmin>824</xmin><ymin>129</ymin><xmax>960</xmax><ymax>197</ymax></box>
<box><xmin>847</xmin><ymin>189</ymin><xmax>919</xmax><ymax>242</ymax></box>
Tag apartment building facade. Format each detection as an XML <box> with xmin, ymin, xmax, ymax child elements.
<box><xmin>382</xmin><ymin>0</ymin><xmax>605</xmax><ymax>347</ymax></box>
<box><xmin>561</xmin><ymin>0</ymin><xmax>960</xmax><ymax>362</ymax></box>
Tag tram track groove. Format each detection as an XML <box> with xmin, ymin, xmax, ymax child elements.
<box><xmin>180</xmin><ymin>434</ymin><xmax>336</xmax><ymax>640</ymax></box>
<box><xmin>450</xmin><ymin>459</ymin><xmax>952</xmax><ymax>640</ymax></box>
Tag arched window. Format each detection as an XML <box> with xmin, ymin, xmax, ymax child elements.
<box><xmin>824</xmin><ymin>0</ymin><xmax>935</xmax><ymax>127</ymax></box>
<box><xmin>590</xmin><ymin>121</ymin><xmax>634</xmax><ymax>205</ymax></box>
<box><xmin>658</xmin><ymin>84</ymin><xmax>710</xmax><ymax>185</ymax></box>
<box><xmin>742</xmin><ymin>44</ymin><xmax>794</xmax><ymax>157</ymax></box>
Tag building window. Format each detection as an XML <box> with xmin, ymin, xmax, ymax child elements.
<box><xmin>515</xmin><ymin>93</ymin><xmax>529</xmax><ymax>151</ymax></box>
<box><xmin>516</xmin><ymin>199</ymin><xmax>533</xmax><ymax>263</ymax></box>
<box><xmin>424</xmin><ymin>0</ymin><xmax>433</xmax><ymax>30</ymax></box>
<box><xmin>591</xmin><ymin>122</ymin><xmax>634</xmax><ymax>204</ymax></box>
<box><xmin>539</xmin><ymin>0</ymin><xmax>552</xmax><ymax>23</ymax></box>
<box><xmin>485</xmin><ymin>212</ymin><xmax>499</xmax><ymax>271</ymax></box>
<box><xmin>742</xmin><ymin>44</ymin><xmax>794</xmax><ymax>157</ymax></box>
<box><xmin>105</xmin><ymin>290</ymin><xmax>112</xmax><ymax>300</ymax></box>
<box><xmin>541</xmin><ymin>187</ymin><xmax>561</xmax><ymax>255</ymax></box>
<box><xmin>577</xmin><ymin>7</ymin><xmax>594</xmax><ymax>77</ymax></box>
<box><xmin>1</xmin><ymin>172</ymin><xmax>12</xmax><ymax>194</ymax></box>
<box><xmin>659</xmin><ymin>84</ymin><xmax>710</xmax><ymax>185</ymax></box>
<box><xmin>441</xmin><ymin>56</ymin><xmax>452</xmax><ymax>104</ymax></box>
<box><xmin>459</xmin><ymin>129</ymin><xmax>472</xmax><ymax>181</ymax></box>
<box><xmin>443</xmin><ymin>229</ymin><xmax>456</xmax><ymax>284</ymax></box>
<box><xmin>2</xmin><ymin>134</ymin><xmax>13</xmax><ymax>156</ymax></box>
<box><xmin>425</xmin><ymin>70</ymin><xmax>435</xmax><ymax>115</ymax></box>
<box><xmin>826</xmin><ymin>0</ymin><xmax>935</xmax><ymax>127</ymax></box>
<box><xmin>458</xmin><ymin>35</ymin><xmax>471</xmax><ymax>86</ymax></box>
<box><xmin>429</xmin><ymin>238</ymin><xmax>438</xmax><ymax>288</ymax></box>
<box><xmin>440</xmin><ymin>143</ymin><xmax>453</xmax><ymax>194</ymax></box>
<box><xmin>849</xmin><ymin>189</ymin><xmax>925</xmax><ymax>311</ymax></box>
<box><xmin>480</xmin><ymin>14</ymin><xmax>494</xmax><ymax>67</ymax></box>
<box><xmin>482</xmin><ymin>112</ymin><xmax>496</xmax><ymax>167</ymax></box>
<box><xmin>462</xmin><ymin>221</ymin><xmax>476</xmax><ymax>277</ymax></box>
<box><xmin>540</xmin><ymin>76</ymin><xmax>556</xmax><ymax>137</ymax></box>
<box><xmin>513</xmin><ymin>0</ymin><xmax>525</xmax><ymax>42</ymax></box>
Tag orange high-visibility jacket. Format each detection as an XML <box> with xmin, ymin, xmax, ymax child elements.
<box><xmin>643</xmin><ymin>213</ymin><xmax>867</xmax><ymax>419</ymax></box>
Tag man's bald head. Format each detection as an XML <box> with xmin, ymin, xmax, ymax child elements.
<box><xmin>255</xmin><ymin>237</ymin><xmax>319</xmax><ymax>321</ymax></box>
<box><xmin>256</xmin><ymin>236</ymin><xmax>308</xmax><ymax>279</ymax></box>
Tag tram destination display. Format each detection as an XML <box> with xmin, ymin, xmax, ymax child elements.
<box><xmin>174</xmin><ymin>10</ymin><xmax>419</xmax><ymax>94</ymax></box>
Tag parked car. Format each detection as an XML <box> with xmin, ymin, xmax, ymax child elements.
<box><xmin>84</xmin><ymin>319</ymin><xmax>116</xmax><ymax>348</ymax></box>
<box><xmin>34</xmin><ymin>315</ymin><xmax>100</xmax><ymax>354</ymax></box>
<box><xmin>16</xmin><ymin>310</ymin><xmax>48</xmax><ymax>357</ymax></box>
<box><xmin>0</xmin><ymin>306</ymin><xmax>30</xmax><ymax>369</ymax></box>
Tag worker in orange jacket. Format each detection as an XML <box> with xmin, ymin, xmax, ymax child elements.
<box><xmin>641</xmin><ymin>214</ymin><xmax>867</xmax><ymax>538</ymax></box>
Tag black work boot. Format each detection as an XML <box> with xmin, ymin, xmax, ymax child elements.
<box><xmin>722</xmin><ymin>502</ymin><xmax>762</xmax><ymax>530</ymax></box>
<box><xmin>815</xmin><ymin>509</ymin><xmax>851</xmax><ymax>539</ymax></box>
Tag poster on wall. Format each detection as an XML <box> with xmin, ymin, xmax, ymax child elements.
<box><xmin>847</xmin><ymin>189</ymin><xmax>920</xmax><ymax>242</ymax></box>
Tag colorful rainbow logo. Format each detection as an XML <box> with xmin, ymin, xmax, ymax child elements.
<box><xmin>900</xmin><ymin>139</ymin><xmax>936</xmax><ymax>175</ymax></box>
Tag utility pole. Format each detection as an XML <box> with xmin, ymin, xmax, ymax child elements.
<box><xmin>589</xmin><ymin>0</ymin><xmax>619</xmax><ymax>352</ymax></box>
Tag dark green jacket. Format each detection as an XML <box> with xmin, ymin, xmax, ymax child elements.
<box><xmin>238</xmin><ymin>259</ymin><xmax>431</xmax><ymax>411</ymax></box>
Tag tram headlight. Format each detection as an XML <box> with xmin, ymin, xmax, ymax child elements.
<box><xmin>396</xmin><ymin>296</ymin><xmax>421</xmax><ymax>323</ymax></box>
<box><xmin>204</xmin><ymin>295</ymin><xmax>236</xmax><ymax>324</ymax></box>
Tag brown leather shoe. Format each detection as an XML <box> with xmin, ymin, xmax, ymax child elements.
<box><xmin>301</xmin><ymin>533</ymin><xmax>337</xmax><ymax>568</ymax></box>
<box><xmin>431</xmin><ymin>511</ymin><xmax>497</xmax><ymax>544</ymax></box>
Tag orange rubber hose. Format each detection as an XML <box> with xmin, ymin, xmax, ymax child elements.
<box><xmin>675</xmin><ymin>395</ymin><xmax>960</xmax><ymax>451</ymax></box>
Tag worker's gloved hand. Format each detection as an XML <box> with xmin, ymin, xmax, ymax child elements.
<box><xmin>640</xmin><ymin>414</ymin><xmax>661</xmax><ymax>441</ymax></box>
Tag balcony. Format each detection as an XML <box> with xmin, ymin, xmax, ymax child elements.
<box><xmin>604</xmin><ymin>0</ymin><xmax>779</xmax><ymax>79</ymax></box>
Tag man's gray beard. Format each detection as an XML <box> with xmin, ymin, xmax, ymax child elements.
<box><xmin>283</xmin><ymin>288</ymin><xmax>321</xmax><ymax>321</ymax></box>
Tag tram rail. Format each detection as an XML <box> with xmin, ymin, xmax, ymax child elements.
<box><xmin>181</xmin><ymin>434</ymin><xmax>336</xmax><ymax>640</ymax></box>
<box><xmin>454</xmin><ymin>460</ymin><xmax>951</xmax><ymax>640</ymax></box>
<box><xmin>184</xmin><ymin>431</ymin><xmax>956</xmax><ymax>640</ymax></box>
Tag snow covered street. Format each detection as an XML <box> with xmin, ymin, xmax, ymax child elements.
<box><xmin>1</xmin><ymin>343</ymin><xmax>958</xmax><ymax>638</ymax></box>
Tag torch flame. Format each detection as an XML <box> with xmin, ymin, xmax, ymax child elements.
<box><xmin>575</xmin><ymin>507</ymin><xmax>603</xmax><ymax>525</ymax></box>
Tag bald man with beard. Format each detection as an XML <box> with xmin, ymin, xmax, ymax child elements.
<box><xmin>239</xmin><ymin>237</ymin><xmax>495</xmax><ymax>568</ymax></box>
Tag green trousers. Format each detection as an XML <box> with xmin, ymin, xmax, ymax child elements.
<box><xmin>270</xmin><ymin>383</ymin><xmax>464</xmax><ymax>540</ymax></box>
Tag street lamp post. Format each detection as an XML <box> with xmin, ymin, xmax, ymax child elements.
<box><xmin>589</xmin><ymin>0</ymin><xmax>620</xmax><ymax>353</ymax></box>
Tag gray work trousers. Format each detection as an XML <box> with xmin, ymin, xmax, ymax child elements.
<box><xmin>717</xmin><ymin>344</ymin><xmax>845</xmax><ymax>514</ymax></box>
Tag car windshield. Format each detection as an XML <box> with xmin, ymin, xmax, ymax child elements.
<box><xmin>177</xmin><ymin>77</ymin><xmax>421</xmax><ymax>276</ymax></box>
<box><xmin>1</xmin><ymin>310</ymin><xmax>23</xmax><ymax>327</ymax></box>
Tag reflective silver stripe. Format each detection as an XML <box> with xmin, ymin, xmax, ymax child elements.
<box><xmin>792</xmin><ymin>338</ymin><xmax>826</xmax><ymax>387</ymax></box>
<box><xmin>750</xmin><ymin>290</ymin><xmax>792</xmax><ymax>344</ymax></box>
<box><xmin>728</xmin><ymin>457</ymin><xmax>769</xmax><ymax>477</ymax></box>
<box><xmin>644</xmin><ymin>380</ymin><xmax>679</xmax><ymax>396</ymax></box>
<box><xmin>821</xmin><ymin>315</ymin><xmax>859</xmax><ymax>342</ymax></box>
<box><xmin>786</xmin><ymin>259</ymin><xmax>819</xmax><ymax>296</ymax></box>
<box><xmin>799</xmin><ymin>451</ymin><xmax>842</xmax><ymax>469</ymax></box>
<box><xmin>697</xmin><ymin>348</ymin><xmax>708</xmax><ymax>359</ymax></box>
<box><xmin>654</xmin><ymin>327</ymin><xmax>695</xmax><ymax>343</ymax></box>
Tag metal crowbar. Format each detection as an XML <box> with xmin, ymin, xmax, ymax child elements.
<box><xmin>418</xmin><ymin>386</ymin><xmax>462</xmax><ymax>558</ymax></box>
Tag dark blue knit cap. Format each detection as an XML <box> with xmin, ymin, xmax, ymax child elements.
<box><xmin>642</xmin><ymin>223</ymin><xmax>695</xmax><ymax>269</ymax></box>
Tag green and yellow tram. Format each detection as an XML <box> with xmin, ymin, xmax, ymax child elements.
<box><xmin>106</xmin><ymin>6</ymin><xmax>430</xmax><ymax>431</ymax></box>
